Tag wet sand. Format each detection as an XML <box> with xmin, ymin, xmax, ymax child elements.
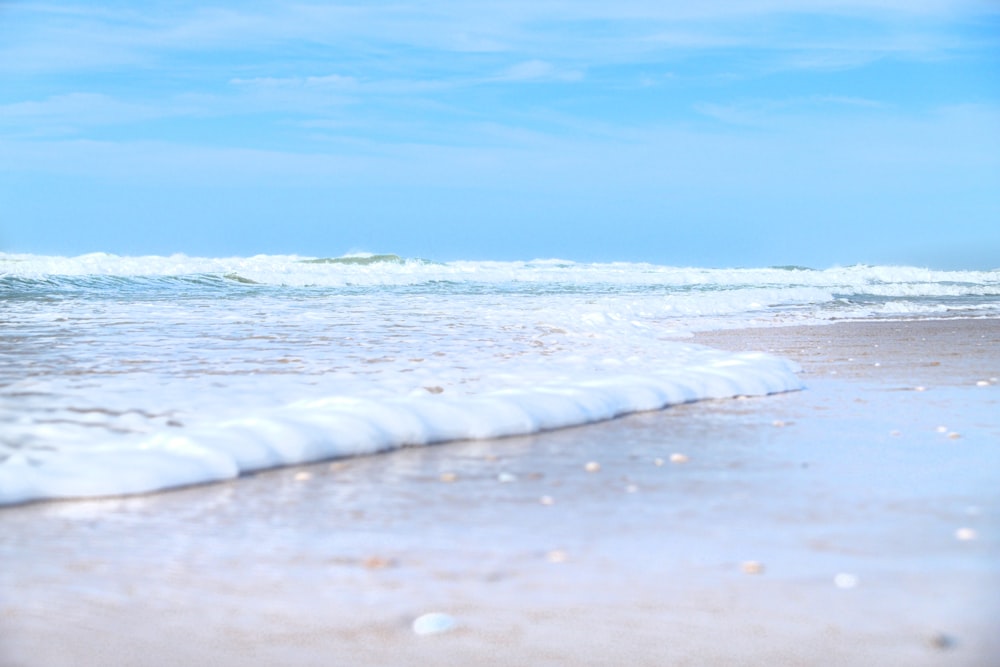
<box><xmin>2</xmin><ymin>319</ymin><xmax>999</xmax><ymax>666</ymax></box>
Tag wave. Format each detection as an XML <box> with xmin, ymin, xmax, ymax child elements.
<box><xmin>2</xmin><ymin>252</ymin><xmax>998</xmax><ymax>325</ymax></box>
<box><xmin>0</xmin><ymin>348</ymin><xmax>802</xmax><ymax>506</ymax></box>
<box><xmin>3</xmin><ymin>251</ymin><xmax>997</xmax><ymax>283</ymax></box>
<box><xmin>298</xmin><ymin>253</ymin><xmax>412</xmax><ymax>265</ymax></box>
<box><xmin>2</xmin><ymin>251</ymin><xmax>997</xmax><ymax>506</ymax></box>
<box><xmin>222</xmin><ymin>273</ymin><xmax>260</xmax><ymax>284</ymax></box>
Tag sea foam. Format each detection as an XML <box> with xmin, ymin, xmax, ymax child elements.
<box><xmin>0</xmin><ymin>345</ymin><xmax>801</xmax><ymax>505</ymax></box>
<box><xmin>2</xmin><ymin>252</ymin><xmax>997</xmax><ymax>506</ymax></box>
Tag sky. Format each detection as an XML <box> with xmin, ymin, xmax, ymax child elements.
<box><xmin>0</xmin><ymin>1</ymin><xmax>998</xmax><ymax>268</ymax></box>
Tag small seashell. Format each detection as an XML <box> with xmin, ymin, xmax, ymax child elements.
<box><xmin>947</xmin><ymin>432</ymin><xmax>961</xmax><ymax>440</ymax></box>
<box><xmin>412</xmin><ymin>612</ymin><xmax>456</xmax><ymax>636</ymax></box>
<box><xmin>975</xmin><ymin>380</ymin><xmax>990</xmax><ymax>387</ymax></box>
<box><xmin>539</xmin><ymin>495</ymin><xmax>555</xmax><ymax>506</ymax></box>
<box><xmin>439</xmin><ymin>472</ymin><xmax>458</xmax><ymax>483</ymax></box>
<box><xmin>741</xmin><ymin>561</ymin><xmax>764</xmax><ymax>575</ymax></box>
<box><xmin>497</xmin><ymin>472</ymin><xmax>517</xmax><ymax>483</ymax></box>
<box><xmin>584</xmin><ymin>461</ymin><xmax>601</xmax><ymax>473</ymax></box>
<box><xmin>936</xmin><ymin>426</ymin><xmax>948</xmax><ymax>433</ymax></box>
<box><xmin>547</xmin><ymin>549</ymin><xmax>569</xmax><ymax>563</ymax></box>
<box><xmin>834</xmin><ymin>573</ymin><xmax>859</xmax><ymax>589</ymax></box>
<box><xmin>293</xmin><ymin>471</ymin><xmax>312</xmax><ymax>482</ymax></box>
<box><xmin>669</xmin><ymin>453</ymin><xmax>689</xmax><ymax>464</ymax></box>
<box><xmin>955</xmin><ymin>527</ymin><xmax>977</xmax><ymax>541</ymax></box>
<box><xmin>772</xmin><ymin>420</ymin><xmax>787</xmax><ymax>427</ymax></box>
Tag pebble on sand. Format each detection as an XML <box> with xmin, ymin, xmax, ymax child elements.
<box><xmin>293</xmin><ymin>471</ymin><xmax>312</xmax><ymax>482</ymax></box>
<box><xmin>928</xmin><ymin>633</ymin><xmax>956</xmax><ymax>650</ymax></box>
<box><xmin>669</xmin><ymin>453</ymin><xmax>689</xmax><ymax>464</ymax></box>
<box><xmin>412</xmin><ymin>612</ymin><xmax>456</xmax><ymax>636</ymax></box>
<box><xmin>362</xmin><ymin>556</ymin><xmax>396</xmax><ymax>570</ymax></box>
<box><xmin>834</xmin><ymin>573</ymin><xmax>859</xmax><ymax>589</ymax></box>
<box><xmin>440</xmin><ymin>472</ymin><xmax>458</xmax><ymax>482</ymax></box>
<box><xmin>584</xmin><ymin>461</ymin><xmax>601</xmax><ymax>472</ymax></box>
<box><xmin>539</xmin><ymin>495</ymin><xmax>555</xmax><ymax>505</ymax></box>
<box><xmin>497</xmin><ymin>472</ymin><xmax>518</xmax><ymax>483</ymax></box>
<box><xmin>741</xmin><ymin>561</ymin><xmax>764</xmax><ymax>575</ymax></box>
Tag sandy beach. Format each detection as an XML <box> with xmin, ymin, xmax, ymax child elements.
<box><xmin>2</xmin><ymin>318</ymin><xmax>998</xmax><ymax>666</ymax></box>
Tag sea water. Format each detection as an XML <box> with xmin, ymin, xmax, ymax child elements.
<box><xmin>2</xmin><ymin>253</ymin><xmax>998</xmax><ymax>506</ymax></box>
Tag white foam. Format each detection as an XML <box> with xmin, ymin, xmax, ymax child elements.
<box><xmin>0</xmin><ymin>348</ymin><xmax>800</xmax><ymax>505</ymax></box>
<box><xmin>2</xmin><ymin>252</ymin><xmax>996</xmax><ymax>506</ymax></box>
<box><xmin>2</xmin><ymin>252</ymin><xmax>997</xmax><ymax>292</ymax></box>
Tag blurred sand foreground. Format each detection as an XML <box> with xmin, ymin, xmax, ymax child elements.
<box><xmin>2</xmin><ymin>319</ymin><xmax>998</xmax><ymax>666</ymax></box>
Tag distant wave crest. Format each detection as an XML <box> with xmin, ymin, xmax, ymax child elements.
<box><xmin>299</xmin><ymin>253</ymin><xmax>409</xmax><ymax>265</ymax></box>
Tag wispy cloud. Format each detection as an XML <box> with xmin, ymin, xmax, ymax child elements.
<box><xmin>2</xmin><ymin>1</ymin><xmax>995</xmax><ymax>76</ymax></box>
<box><xmin>494</xmin><ymin>60</ymin><xmax>585</xmax><ymax>83</ymax></box>
<box><xmin>229</xmin><ymin>75</ymin><xmax>359</xmax><ymax>89</ymax></box>
<box><xmin>3</xmin><ymin>101</ymin><xmax>995</xmax><ymax>191</ymax></box>
<box><xmin>0</xmin><ymin>92</ymin><xmax>192</xmax><ymax>138</ymax></box>
<box><xmin>695</xmin><ymin>95</ymin><xmax>888</xmax><ymax>126</ymax></box>
<box><xmin>1</xmin><ymin>2</ymin><xmax>996</xmax><ymax>187</ymax></box>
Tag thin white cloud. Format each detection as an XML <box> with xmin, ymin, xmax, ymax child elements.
<box><xmin>0</xmin><ymin>93</ymin><xmax>178</xmax><ymax>137</ymax></box>
<box><xmin>0</xmin><ymin>0</ymin><xmax>995</xmax><ymax>171</ymax></box>
<box><xmin>2</xmin><ymin>102</ymin><xmax>995</xmax><ymax>191</ymax></box>
<box><xmin>229</xmin><ymin>75</ymin><xmax>358</xmax><ymax>89</ymax></box>
<box><xmin>694</xmin><ymin>95</ymin><xmax>888</xmax><ymax>126</ymax></box>
<box><xmin>495</xmin><ymin>60</ymin><xmax>585</xmax><ymax>82</ymax></box>
<box><xmin>1</xmin><ymin>0</ymin><xmax>995</xmax><ymax>76</ymax></box>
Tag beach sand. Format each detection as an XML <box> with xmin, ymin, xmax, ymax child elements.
<box><xmin>2</xmin><ymin>319</ymin><xmax>998</xmax><ymax>666</ymax></box>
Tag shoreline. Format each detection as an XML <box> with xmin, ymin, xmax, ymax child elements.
<box><xmin>3</xmin><ymin>318</ymin><xmax>999</xmax><ymax>666</ymax></box>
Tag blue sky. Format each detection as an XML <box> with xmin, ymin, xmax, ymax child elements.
<box><xmin>1</xmin><ymin>1</ymin><xmax>998</xmax><ymax>267</ymax></box>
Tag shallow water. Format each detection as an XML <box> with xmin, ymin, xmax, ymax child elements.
<box><xmin>1</xmin><ymin>254</ymin><xmax>997</xmax><ymax>505</ymax></box>
<box><xmin>3</xmin><ymin>323</ymin><xmax>998</xmax><ymax>666</ymax></box>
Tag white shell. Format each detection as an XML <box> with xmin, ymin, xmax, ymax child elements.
<box><xmin>412</xmin><ymin>612</ymin><xmax>457</xmax><ymax>636</ymax></box>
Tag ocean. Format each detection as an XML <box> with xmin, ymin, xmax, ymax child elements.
<box><xmin>2</xmin><ymin>252</ymin><xmax>998</xmax><ymax>506</ymax></box>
